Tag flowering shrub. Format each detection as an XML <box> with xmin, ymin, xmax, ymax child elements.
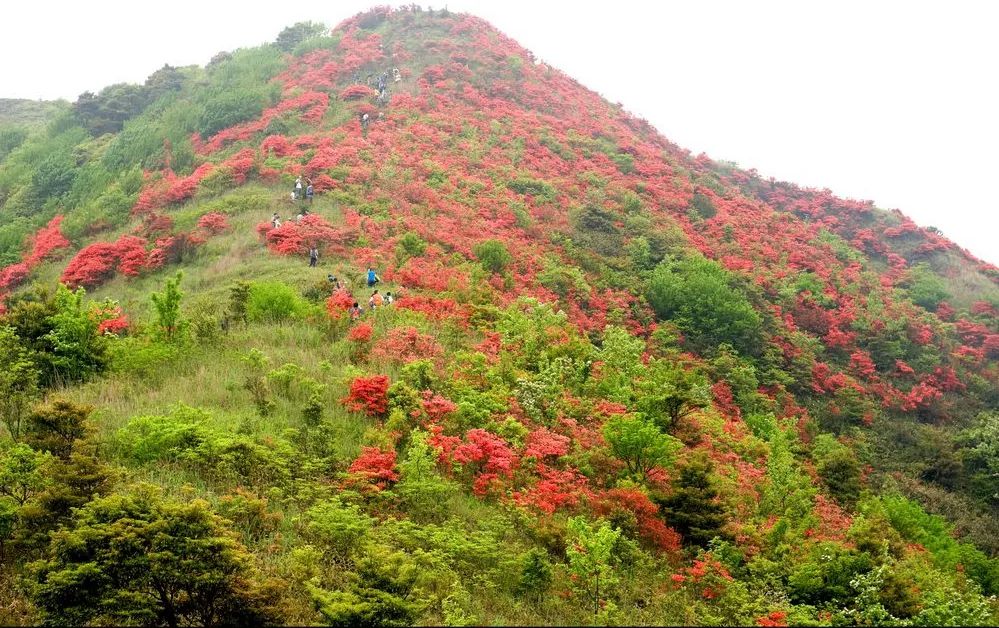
<box><xmin>25</xmin><ymin>215</ymin><xmax>71</xmax><ymax>265</ymax></box>
<box><xmin>326</xmin><ymin>289</ymin><xmax>355</xmax><ymax>320</ymax></box>
<box><xmin>347</xmin><ymin>322</ymin><xmax>373</xmax><ymax>343</ymax></box>
<box><xmin>61</xmin><ymin>235</ymin><xmax>149</xmax><ymax>288</ymax></box>
<box><xmin>339</xmin><ymin>84</ymin><xmax>378</xmax><ymax>100</ymax></box>
<box><xmin>347</xmin><ymin>447</ymin><xmax>399</xmax><ymax>489</ymax></box>
<box><xmin>523</xmin><ymin>427</ymin><xmax>570</xmax><ymax>460</ymax></box>
<box><xmin>343</xmin><ymin>374</ymin><xmax>390</xmax><ymax>416</ymax></box>
<box><xmin>196</xmin><ymin>212</ymin><xmax>229</xmax><ymax>235</ymax></box>
<box><xmin>370</xmin><ymin>327</ymin><xmax>443</xmax><ymax>364</ymax></box>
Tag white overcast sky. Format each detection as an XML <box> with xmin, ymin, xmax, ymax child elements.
<box><xmin>1</xmin><ymin>0</ymin><xmax>996</xmax><ymax>264</ymax></box>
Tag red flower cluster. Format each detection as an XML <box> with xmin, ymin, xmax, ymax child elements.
<box><xmin>348</xmin><ymin>447</ymin><xmax>399</xmax><ymax>489</ymax></box>
<box><xmin>347</xmin><ymin>322</ymin><xmax>373</xmax><ymax>342</ymax></box>
<box><xmin>61</xmin><ymin>235</ymin><xmax>149</xmax><ymax>288</ymax></box>
<box><xmin>343</xmin><ymin>374</ymin><xmax>390</xmax><ymax>416</ymax></box>
<box><xmin>370</xmin><ymin>326</ymin><xmax>443</xmax><ymax>364</ymax></box>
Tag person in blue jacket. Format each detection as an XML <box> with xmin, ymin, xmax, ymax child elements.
<box><xmin>366</xmin><ymin>267</ymin><xmax>380</xmax><ymax>287</ymax></box>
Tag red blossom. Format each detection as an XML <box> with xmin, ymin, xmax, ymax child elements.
<box><xmin>343</xmin><ymin>375</ymin><xmax>390</xmax><ymax>416</ymax></box>
<box><xmin>348</xmin><ymin>447</ymin><xmax>399</xmax><ymax>489</ymax></box>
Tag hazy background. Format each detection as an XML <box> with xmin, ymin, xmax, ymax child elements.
<box><xmin>2</xmin><ymin>0</ymin><xmax>996</xmax><ymax>263</ymax></box>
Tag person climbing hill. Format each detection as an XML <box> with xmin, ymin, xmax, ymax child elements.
<box><xmin>366</xmin><ymin>267</ymin><xmax>380</xmax><ymax>287</ymax></box>
<box><xmin>306</xmin><ymin>181</ymin><xmax>314</xmax><ymax>204</ymax></box>
<box><xmin>294</xmin><ymin>176</ymin><xmax>303</xmax><ymax>200</ymax></box>
<box><xmin>384</xmin><ymin>291</ymin><xmax>394</xmax><ymax>305</ymax></box>
<box><xmin>349</xmin><ymin>301</ymin><xmax>362</xmax><ymax>320</ymax></box>
<box><xmin>309</xmin><ymin>246</ymin><xmax>319</xmax><ymax>267</ymax></box>
<box><xmin>369</xmin><ymin>289</ymin><xmax>383</xmax><ymax>310</ymax></box>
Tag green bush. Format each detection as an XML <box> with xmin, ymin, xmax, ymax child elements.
<box><xmin>646</xmin><ymin>256</ymin><xmax>764</xmax><ymax>356</ymax></box>
<box><xmin>115</xmin><ymin>405</ymin><xmax>212</xmax><ymax>463</ymax></box>
<box><xmin>30</xmin><ymin>488</ymin><xmax>281</xmax><ymax>626</ymax></box>
<box><xmin>196</xmin><ymin>88</ymin><xmax>268</xmax><ymax>137</ymax></box>
<box><xmin>812</xmin><ymin>434</ymin><xmax>862</xmax><ymax>507</ymax></box>
<box><xmin>903</xmin><ymin>263</ymin><xmax>950</xmax><ymax>311</ymax></box>
<box><xmin>246</xmin><ymin>281</ymin><xmax>310</xmax><ymax>323</ymax></box>
<box><xmin>473</xmin><ymin>239</ymin><xmax>513</xmax><ymax>274</ymax></box>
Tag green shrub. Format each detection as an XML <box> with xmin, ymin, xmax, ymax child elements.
<box><xmin>646</xmin><ymin>256</ymin><xmax>764</xmax><ymax>356</ymax></box>
<box><xmin>473</xmin><ymin>239</ymin><xmax>513</xmax><ymax>274</ymax></box>
<box><xmin>246</xmin><ymin>281</ymin><xmax>310</xmax><ymax>323</ymax></box>
<box><xmin>903</xmin><ymin>263</ymin><xmax>950</xmax><ymax>311</ymax></box>
<box><xmin>507</xmin><ymin>177</ymin><xmax>557</xmax><ymax>202</ymax></box>
<box><xmin>196</xmin><ymin>87</ymin><xmax>270</xmax><ymax>137</ymax></box>
<box><xmin>115</xmin><ymin>405</ymin><xmax>212</xmax><ymax>463</ymax></box>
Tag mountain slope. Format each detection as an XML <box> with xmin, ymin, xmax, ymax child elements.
<box><xmin>0</xmin><ymin>6</ymin><xmax>997</xmax><ymax>625</ymax></box>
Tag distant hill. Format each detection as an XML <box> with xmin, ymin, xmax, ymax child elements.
<box><xmin>0</xmin><ymin>98</ymin><xmax>67</xmax><ymax>127</ymax></box>
<box><xmin>0</xmin><ymin>6</ymin><xmax>996</xmax><ymax>626</ymax></box>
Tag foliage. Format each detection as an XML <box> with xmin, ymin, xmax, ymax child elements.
<box><xmin>603</xmin><ymin>413</ymin><xmax>682</xmax><ymax>476</ymax></box>
<box><xmin>647</xmin><ymin>256</ymin><xmax>765</xmax><ymax>356</ymax></box>
<box><xmin>812</xmin><ymin>433</ymin><xmax>862</xmax><ymax>507</ymax></box>
<box><xmin>150</xmin><ymin>271</ymin><xmax>186</xmax><ymax>341</ymax></box>
<box><xmin>472</xmin><ymin>239</ymin><xmax>513</xmax><ymax>274</ymax></box>
<box><xmin>276</xmin><ymin>21</ymin><xmax>327</xmax><ymax>52</ymax></box>
<box><xmin>22</xmin><ymin>399</ymin><xmax>91</xmax><ymax>460</ymax></box>
<box><xmin>246</xmin><ymin>281</ymin><xmax>310</xmax><ymax>322</ymax></box>
<box><xmin>566</xmin><ymin>516</ymin><xmax>622</xmax><ymax>619</ymax></box>
<box><xmin>29</xmin><ymin>487</ymin><xmax>280</xmax><ymax>626</ymax></box>
<box><xmin>657</xmin><ymin>456</ymin><xmax>728</xmax><ymax>548</ymax></box>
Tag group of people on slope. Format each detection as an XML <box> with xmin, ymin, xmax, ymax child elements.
<box><xmin>343</xmin><ymin>267</ymin><xmax>394</xmax><ymax>320</ymax></box>
<box><xmin>291</xmin><ymin>176</ymin><xmax>314</xmax><ymax>203</ymax></box>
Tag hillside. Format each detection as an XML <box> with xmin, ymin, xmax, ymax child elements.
<box><xmin>1</xmin><ymin>6</ymin><xmax>997</xmax><ymax>625</ymax></box>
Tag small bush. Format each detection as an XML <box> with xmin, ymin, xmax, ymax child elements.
<box><xmin>246</xmin><ymin>281</ymin><xmax>310</xmax><ymax>323</ymax></box>
<box><xmin>473</xmin><ymin>240</ymin><xmax>513</xmax><ymax>274</ymax></box>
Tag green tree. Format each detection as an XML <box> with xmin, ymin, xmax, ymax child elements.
<box><xmin>0</xmin><ymin>443</ymin><xmax>48</xmax><ymax>507</ymax></box>
<box><xmin>43</xmin><ymin>285</ymin><xmax>108</xmax><ymax>384</ymax></box>
<box><xmin>634</xmin><ymin>359</ymin><xmax>711</xmax><ymax>431</ymax></box>
<box><xmin>275</xmin><ymin>21</ymin><xmax>327</xmax><ymax>52</ymax></box>
<box><xmin>566</xmin><ymin>517</ymin><xmax>621</xmax><ymax>619</ymax></box>
<box><xmin>658</xmin><ymin>455</ymin><xmax>728</xmax><ymax>547</ymax></box>
<box><xmin>228</xmin><ymin>280</ymin><xmax>251</xmax><ymax>325</ymax></box>
<box><xmin>472</xmin><ymin>239</ymin><xmax>513</xmax><ymax>274</ymax></box>
<box><xmin>603</xmin><ymin>413</ymin><xmax>682</xmax><ymax>476</ymax></box>
<box><xmin>0</xmin><ymin>326</ymin><xmax>40</xmax><ymax>440</ymax></box>
<box><xmin>812</xmin><ymin>434</ymin><xmax>862</xmax><ymax>507</ymax></box>
<box><xmin>22</xmin><ymin>399</ymin><xmax>91</xmax><ymax>460</ymax></box>
<box><xmin>30</xmin><ymin>487</ymin><xmax>280</xmax><ymax>626</ymax></box>
<box><xmin>596</xmin><ymin>325</ymin><xmax>645</xmax><ymax>402</ymax></box>
<box><xmin>646</xmin><ymin>256</ymin><xmax>764</xmax><ymax>356</ymax></box>
<box><xmin>515</xmin><ymin>548</ymin><xmax>552</xmax><ymax>601</ymax></box>
<box><xmin>959</xmin><ymin>412</ymin><xmax>999</xmax><ymax>506</ymax></box>
<box><xmin>761</xmin><ymin>426</ymin><xmax>814</xmax><ymax>520</ymax></box>
<box><xmin>16</xmin><ymin>450</ymin><xmax>114</xmax><ymax>552</ymax></box>
<box><xmin>304</xmin><ymin>498</ymin><xmax>375</xmax><ymax>563</ymax></box>
<box><xmin>150</xmin><ymin>271</ymin><xmax>186</xmax><ymax>342</ymax></box>
<box><xmin>309</xmin><ymin>548</ymin><xmax>423</xmax><ymax>627</ymax></box>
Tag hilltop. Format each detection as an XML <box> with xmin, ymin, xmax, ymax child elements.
<box><xmin>0</xmin><ymin>6</ymin><xmax>997</xmax><ymax>625</ymax></box>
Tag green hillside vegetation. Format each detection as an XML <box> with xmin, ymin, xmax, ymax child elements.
<box><xmin>0</xmin><ymin>7</ymin><xmax>997</xmax><ymax>626</ymax></box>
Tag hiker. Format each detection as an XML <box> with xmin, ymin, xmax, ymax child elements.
<box><xmin>384</xmin><ymin>291</ymin><xmax>394</xmax><ymax>305</ymax></box>
<box><xmin>366</xmin><ymin>266</ymin><xmax>380</xmax><ymax>287</ymax></box>
<box><xmin>309</xmin><ymin>246</ymin><xmax>319</xmax><ymax>267</ymax></box>
<box><xmin>360</xmin><ymin>112</ymin><xmax>370</xmax><ymax>131</ymax></box>
<box><xmin>368</xmin><ymin>289</ymin><xmax>383</xmax><ymax>310</ymax></box>
<box><xmin>294</xmin><ymin>176</ymin><xmax>303</xmax><ymax>199</ymax></box>
<box><xmin>327</xmin><ymin>274</ymin><xmax>340</xmax><ymax>290</ymax></box>
<box><xmin>306</xmin><ymin>182</ymin><xmax>314</xmax><ymax>204</ymax></box>
<box><xmin>393</xmin><ymin>67</ymin><xmax>401</xmax><ymax>82</ymax></box>
<box><xmin>272</xmin><ymin>213</ymin><xmax>281</xmax><ymax>228</ymax></box>
<box><xmin>349</xmin><ymin>301</ymin><xmax>362</xmax><ymax>320</ymax></box>
<box><xmin>296</xmin><ymin>212</ymin><xmax>304</xmax><ymax>223</ymax></box>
